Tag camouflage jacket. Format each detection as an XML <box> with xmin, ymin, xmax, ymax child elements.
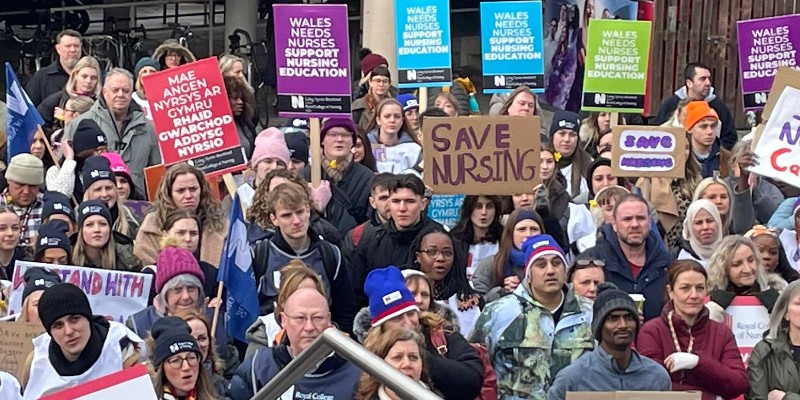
<box><xmin>469</xmin><ymin>284</ymin><xmax>594</xmax><ymax>400</ymax></box>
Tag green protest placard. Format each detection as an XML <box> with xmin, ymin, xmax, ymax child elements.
<box><xmin>582</xmin><ymin>20</ymin><xmax>652</xmax><ymax>113</ymax></box>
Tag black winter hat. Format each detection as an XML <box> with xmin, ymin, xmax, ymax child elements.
<box><xmin>285</xmin><ymin>132</ymin><xmax>309</xmax><ymax>164</ymax></box>
<box><xmin>34</xmin><ymin>220</ymin><xmax>72</xmax><ymax>261</ymax></box>
<box><xmin>586</xmin><ymin>157</ymin><xmax>612</xmax><ymax>197</ymax></box>
<box><xmin>38</xmin><ymin>283</ymin><xmax>93</xmax><ymax>333</ymax></box>
<box><xmin>22</xmin><ymin>267</ymin><xmax>62</xmax><ymax>303</ymax></box>
<box><xmin>72</xmin><ymin>120</ymin><xmax>108</xmax><ymax>155</ymax></box>
<box><xmin>151</xmin><ymin>316</ymin><xmax>202</xmax><ymax>367</ymax></box>
<box><xmin>549</xmin><ymin>110</ymin><xmax>582</xmax><ymax>137</ymax></box>
<box><xmin>592</xmin><ymin>282</ymin><xmax>640</xmax><ymax>341</ymax></box>
<box><xmin>82</xmin><ymin>156</ymin><xmax>115</xmax><ymax>192</ymax></box>
<box><xmin>77</xmin><ymin>199</ymin><xmax>113</xmax><ymax>227</ymax></box>
<box><xmin>41</xmin><ymin>191</ymin><xmax>76</xmax><ymax>224</ymax></box>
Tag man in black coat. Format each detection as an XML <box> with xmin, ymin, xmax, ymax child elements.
<box><xmin>27</xmin><ymin>30</ymin><xmax>82</xmax><ymax>106</ymax></box>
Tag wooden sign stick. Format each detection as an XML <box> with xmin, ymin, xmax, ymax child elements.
<box><xmin>310</xmin><ymin>118</ymin><xmax>322</xmax><ymax>187</ymax></box>
<box><xmin>419</xmin><ymin>87</ymin><xmax>428</xmax><ymax>113</ymax></box>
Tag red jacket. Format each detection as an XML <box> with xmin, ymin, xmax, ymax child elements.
<box><xmin>636</xmin><ymin>301</ymin><xmax>748</xmax><ymax>400</ymax></box>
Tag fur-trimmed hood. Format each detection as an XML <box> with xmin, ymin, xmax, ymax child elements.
<box><xmin>352</xmin><ymin>304</ymin><xmax>460</xmax><ymax>343</ymax></box>
<box><xmin>151</xmin><ymin>40</ymin><xmax>196</xmax><ymax>68</ymax></box>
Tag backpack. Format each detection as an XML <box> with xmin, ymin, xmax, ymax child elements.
<box><xmin>429</xmin><ymin>329</ymin><xmax>497</xmax><ymax>400</ymax></box>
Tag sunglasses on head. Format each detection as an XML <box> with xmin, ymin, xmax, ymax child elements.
<box><xmin>573</xmin><ymin>259</ymin><xmax>605</xmax><ymax>268</ymax></box>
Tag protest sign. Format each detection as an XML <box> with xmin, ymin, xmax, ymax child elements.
<box><xmin>480</xmin><ymin>1</ymin><xmax>545</xmax><ymax>93</ymax></box>
<box><xmin>737</xmin><ymin>15</ymin><xmax>800</xmax><ymax>111</ymax></box>
<box><xmin>40</xmin><ymin>364</ymin><xmax>158</xmax><ymax>400</ymax></box>
<box><xmin>713</xmin><ymin>296</ymin><xmax>770</xmax><ymax>366</ymax></box>
<box><xmin>610</xmin><ymin>125</ymin><xmax>687</xmax><ymax>178</ymax></box>
<box><xmin>122</xmin><ymin>200</ymin><xmax>152</xmax><ymax>222</ymax></box>
<box><xmin>395</xmin><ymin>0</ymin><xmax>453</xmax><ymax>88</ymax></box>
<box><xmin>0</xmin><ymin>323</ymin><xmax>43</xmax><ymax>382</ymax></box>
<box><xmin>761</xmin><ymin>66</ymin><xmax>800</xmax><ymax>122</ymax></box>
<box><xmin>749</xmin><ymin>86</ymin><xmax>800</xmax><ymax>188</ymax></box>
<box><xmin>427</xmin><ymin>194</ymin><xmax>465</xmax><ymax>229</ymax></box>
<box><xmin>273</xmin><ymin>4</ymin><xmax>351</xmax><ymax>117</ymax></box>
<box><xmin>141</xmin><ymin>57</ymin><xmax>245</xmax><ymax>176</ymax></box>
<box><xmin>8</xmin><ymin>261</ymin><xmax>153</xmax><ymax>323</ymax></box>
<box><xmin>423</xmin><ymin>116</ymin><xmax>540</xmax><ymax>195</ymax></box>
<box><xmin>582</xmin><ymin>19</ymin><xmax>652</xmax><ymax>112</ymax></box>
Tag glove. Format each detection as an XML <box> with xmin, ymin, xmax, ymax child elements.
<box><xmin>669</xmin><ymin>352</ymin><xmax>699</xmax><ymax>372</ymax></box>
<box><xmin>309</xmin><ymin>181</ymin><xmax>332</xmax><ymax>212</ymax></box>
<box><xmin>534</xmin><ymin>185</ymin><xmax>550</xmax><ymax>216</ymax></box>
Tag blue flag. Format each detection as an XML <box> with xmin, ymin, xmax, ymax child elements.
<box><xmin>5</xmin><ymin>63</ymin><xmax>44</xmax><ymax>161</ymax></box>
<box><xmin>217</xmin><ymin>194</ymin><xmax>260</xmax><ymax>342</ymax></box>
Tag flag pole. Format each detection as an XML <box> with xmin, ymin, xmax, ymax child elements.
<box><xmin>212</xmin><ymin>172</ymin><xmax>239</xmax><ymax>335</ymax></box>
<box><xmin>210</xmin><ymin>281</ymin><xmax>224</xmax><ymax>335</ymax></box>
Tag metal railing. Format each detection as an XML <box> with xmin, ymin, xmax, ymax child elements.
<box><xmin>253</xmin><ymin>328</ymin><xmax>442</xmax><ymax>400</ymax></box>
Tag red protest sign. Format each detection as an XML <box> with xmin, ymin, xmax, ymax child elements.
<box><xmin>141</xmin><ymin>58</ymin><xmax>246</xmax><ymax>175</ymax></box>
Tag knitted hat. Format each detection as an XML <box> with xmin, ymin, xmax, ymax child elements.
<box><xmin>34</xmin><ymin>220</ymin><xmax>72</xmax><ymax>261</ymax></box>
<box><xmin>592</xmin><ymin>282</ymin><xmax>640</xmax><ymax>341</ymax></box>
<box><xmin>684</xmin><ymin>101</ymin><xmax>719</xmax><ymax>130</ymax></box>
<box><xmin>134</xmin><ymin>57</ymin><xmax>160</xmax><ymax>78</ymax></box>
<box><xmin>22</xmin><ymin>266</ymin><xmax>62</xmax><ymax>303</ymax></box>
<box><xmin>155</xmin><ymin>246</ymin><xmax>205</xmax><ymax>294</ymax></box>
<box><xmin>250</xmin><ymin>128</ymin><xmax>291</xmax><ymax>168</ymax></box>
<box><xmin>549</xmin><ymin>110</ymin><xmax>582</xmax><ymax>137</ymax></box>
<box><xmin>38</xmin><ymin>283</ymin><xmax>93</xmax><ymax>333</ymax></box>
<box><xmin>72</xmin><ymin>120</ymin><xmax>108</xmax><ymax>155</ymax></box>
<box><xmin>320</xmin><ymin>118</ymin><xmax>358</xmax><ymax>143</ymax></box>
<box><xmin>397</xmin><ymin>93</ymin><xmax>420</xmax><ymax>112</ymax></box>
<box><xmin>360</xmin><ymin>52</ymin><xmax>389</xmax><ymax>76</ymax></box>
<box><xmin>77</xmin><ymin>199</ymin><xmax>112</xmax><ymax>227</ymax></box>
<box><xmin>42</xmin><ymin>191</ymin><xmax>76</xmax><ymax>223</ymax></box>
<box><xmin>365</xmin><ymin>266</ymin><xmax>419</xmax><ymax>326</ymax></box>
<box><xmin>82</xmin><ymin>156</ymin><xmax>115</xmax><ymax>191</ymax></box>
<box><xmin>101</xmin><ymin>152</ymin><xmax>132</xmax><ymax>183</ymax></box>
<box><xmin>586</xmin><ymin>157</ymin><xmax>612</xmax><ymax>197</ymax></box>
<box><xmin>6</xmin><ymin>154</ymin><xmax>44</xmax><ymax>186</ymax></box>
<box><xmin>523</xmin><ymin>234</ymin><xmax>567</xmax><ymax>276</ymax></box>
<box><xmin>151</xmin><ymin>316</ymin><xmax>202</xmax><ymax>367</ymax></box>
<box><xmin>285</xmin><ymin>132</ymin><xmax>309</xmax><ymax>164</ymax></box>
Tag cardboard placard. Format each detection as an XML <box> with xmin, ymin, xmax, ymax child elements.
<box><xmin>480</xmin><ymin>1</ymin><xmax>545</xmax><ymax>93</ymax></box>
<box><xmin>40</xmin><ymin>363</ymin><xmax>157</xmax><ymax>400</ymax></box>
<box><xmin>0</xmin><ymin>323</ymin><xmax>43</xmax><ymax>382</ymax></box>
<box><xmin>395</xmin><ymin>0</ymin><xmax>453</xmax><ymax>88</ymax></box>
<box><xmin>122</xmin><ymin>200</ymin><xmax>152</xmax><ymax>222</ymax></box>
<box><xmin>423</xmin><ymin>116</ymin><xmax>541</xmax><ymax>195</ymax></box>
<box><xmin>748</xmin><ymin>86</ymin><xmax>800</xmax><ymax>190</ymax></box>
<box><xmin>567</xmin><ymin>392</ymin><xmax>701</xmax><ymax>400</ymax></box>
<box><xmin>9</xmin><ymin>261</ymin><xmax>152</xmax><ymax>323</ymax></box>
<box><xmin>762</xmin><ymin>66</ymin><xmax>800</xmax><ymax>122</ymax></box>
<box><xmin>426</xmin><ymin>194</ymin><xmax>465</xmax><ymax>229</ymax></box>
<box><xmin>582</xmin><ymin>19</ymin><xmax>652</xmax><ymax>112</ymax></box>
<box><xmin>736</xmin><ymin>15</ymin><xmax>800</xmax><ymax>111</ymax></box>
<box><xmin>610</xmin><ymin>125</ymin><xmax>687</xmax><ymax>178</ymax></box>
<box><xmin>141</xmin><ymin>57</ymin><xmax>246</xmax><ymax>176</ymax></box>
<box><xmin>273</xmin><ymin>4</ymin><xmax>352</xmax><ymax>117</ymax></box>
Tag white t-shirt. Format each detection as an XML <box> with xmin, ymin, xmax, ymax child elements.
<box><xmin>467</xmin><ymin>242</ymin><xmax>499</xmax><ymax>282</ymax></box>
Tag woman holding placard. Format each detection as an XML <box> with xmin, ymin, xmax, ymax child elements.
<box><xmin>367</xmin><ymin>98</ymin><xmax>421</xmax><ymax>174</ymax></box>
<box><xmin>705</xmin><ymin>235</ymin><xmax>786</xmax><ymax>323</ymax></box>
<box><xmin>747</xmin><ymin>280</ymin><xmax>800</xmax><ymax>400</ymax></box>
<box><xmin>72</xmin><ymin>200</ymin><xmax>141</xmax><ymax>272</ymax></box>
<box><xmin>673</xmin><ymin>199</ymin><xmax>723</xmax><ymax>268</ymax></box>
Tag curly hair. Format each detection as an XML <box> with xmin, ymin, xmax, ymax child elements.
<box><xmin>224</xmin><ymin>75</ymin><xmax>256</xmax><ymax>122</ymax></box>
<box><xmin>248</xmin><ymin>169</ymin><xmax>313</xmax><ymax>229</ymax></box>
<box><xmin>356</xmin><ymin>328</ymin><xmax>437</xmax><ymax>400</ymax></box>
<box><xmin>707</xmin><ymin>235</ymin><xmax>769</xmax><ymax>292</ymax></box>
<box><xmin>153</xmin><ymin>163</ymin><xmax>225</xmax><ymax>233</ymax></box>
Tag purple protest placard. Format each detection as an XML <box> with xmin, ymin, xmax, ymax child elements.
<box><xmin>273</xmin><ymin>4</ymin><xmax>352</xmax><ymax>118</ymax></box>
<box><xmin>737</xmin><ymin>15</ymin><xmax>800</xmax><ymax>111</ymax></box>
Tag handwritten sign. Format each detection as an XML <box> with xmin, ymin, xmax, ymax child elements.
<box><xmin>0</xmin><ymin>323</ymin><xmax>43</xmax><ymax>382</ymax></box>
<box><xmin>273</xmin><ymin>4</ymin><xmax>352</xmax><ymax>117</ymax></box>
<box><xmin>610</xmin><ymin>125</ymin><xmax>687</xmax><ymax>178</ymax></box>
<box><xmin>762</xmin><ymin>66</ymin><xmax>800</xmax><ymax>122</ymax></box>
<box><xmin>749</xmin><ymin>86</ymin><xmax>800</xmax><ymax>188</ymax></box>
<box><xmin>737</xmin><ymin>15</ymin><xmax>800</xmax><ymax>111</ymax></box>
<box><xmin>40</xmin><ymin>364</ymin><xmax>158</xmax><ymax>400</ymax></box>
<box><xmin>142</xmin><ymin>58</ymin><xmax>246</xmax><ymax>176</ymax></box>
<box><xmin>480</xmin><ymin>1</ymin><xmax>545</xmax><ymax>93</ymax></box>
<box><xmin>427</xmin><ymin>194</ymin><xmax>465</xmax><ymax>229</ymax></box>
<box><xmin>9</xmin><ymin>261</ymin><xmax>153</xmax><ymax>323</ymax></box>
<box><xmin>719</xmin><ymin>296</ymin><xmax>770</xmax><ymax>366</ymax></box>
<box><xmin>582</xmin><ymin>20</ymin><xmax>652</xmax><ymax>112</ymax></box>
<box><xmin>423</xmin><ymin>116</ymin><xmax>540</xmax><ymax>195</ymax></box>
<box><xmin>395</xmin><ymin>0</ymin><xmax>453</xmax><ymax>88</ymax></box>
<box><xmin>122</xmin><ymin>200</ymin><xmax>152</xmax><ymax>222</ymax></box>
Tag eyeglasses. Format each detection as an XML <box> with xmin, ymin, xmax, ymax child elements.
<box><xmin>573</xmin><ymin>259</ymin><xmax>605</xmax><ymax>268</ymax></box>
<box><xmin>166</xmin><ymin>353</ymin><xmax>199</xmax><ymax>369</ymax></box>
<box><xmin>283</xmin><ymin>313</ymin><xmax>329</xmax><ymax>327</ymax></box>
<box><xmin>418</xmin><ymin>248</ymin><xmax>454</xmax><ymax>258</ymax></box>
<box><xmin>370</xmin><ymin>78</ymin><xmax>390</xmax><ymax>85</ymax></box>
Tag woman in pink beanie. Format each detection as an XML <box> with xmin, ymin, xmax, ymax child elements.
<box><xmin>101</xmin><ymin>151</ymin><xmax>144</xmax><ymax>202</ymax></box>
<box><xmin>236</xmin><ymin>128</ymin><xmax>291</xmax><ymax>210</ymax></box>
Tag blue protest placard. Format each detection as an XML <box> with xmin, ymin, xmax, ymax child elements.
<box><xmin>395</xmin><ymin>0</ymin><xmax>453</xmax><ymax>88</ymax></box>
<box><xmin>427</xmin><ymin>194</ymin><xmax>465</xmax><ymax>229</ymax></box>
<box><xmin>480</xmin><ymin>1</ymin><xmax>545</xmax><ymax>94</ymax></box>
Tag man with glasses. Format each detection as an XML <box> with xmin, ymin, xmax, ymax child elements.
<box><xmin>27</xmin><ymin>29</ymin><xmax>82</xmax><ymax>106</ymax></box>
<box><xmin>228</xmin><ymin>288</ymin><xmax>361</xmax><ymax>400</ymax></box>
<box><xmin>63</xmin><ymin>68</ymin><xmax>161</xmax><ymax>196</ymax></box>
<box><xmin>22</xmin><ymin>283</ymin><xmax>145</xmax><ymax>399</ymax></box>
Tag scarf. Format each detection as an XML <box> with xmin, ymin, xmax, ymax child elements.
<box><xmin>682</xmin><ymin>200</ymin><xmax>723</xmax><ymax>260</ymax></box>
<box><xmin>322</xmin><ymin>155</ymin><xmax>352</xmax><ymax>184</ymax></box>
<box><xmin>163</xmin><ymin>386</ymin><xmax>198</xmax><ymax>400</ymax></box>
<box><xmin>727</xmin><ymin>281</ymin><xmax>758</xmax><ymax>296</ymax></box>
<box><xmin>48</xmin><ymin>316</ymin><xmax>110</xmax><ymax>377</ymax></box>
<box><xmin>555</xmin><ymin>152</ymin><xmax>574</xmax><ymax>170</ymax></box>
<box><xmin>505</xmin><ymin>247</ymin><xmax>526</xmax><ymax>277</ymax></box>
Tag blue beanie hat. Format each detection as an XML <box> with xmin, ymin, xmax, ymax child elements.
<box><xmin>397</xmin><ymin>93</ymin><xmax>419</xmax><ymax>111</ymax></box>
<box><xmin>523</xmin><ymin>234</ymin><xmax>567</xmax><ymax>276</ymax></box>
<box><xmin>365</xmin><ymin>266</ymin><xmax>419</xmax><ymax>326</ymax></box>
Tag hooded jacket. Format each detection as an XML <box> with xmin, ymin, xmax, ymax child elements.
<box><xmin>653</xmin><ymin>86</ymin><xmax>737</xmax><ymax>150</ymax></box>
<box><xmin>747</xmin><ymin>330</ymin><xmax>800</xmax><ymax>400</ymax></box>
<box><xmin>579</xmin><ymin>224</ymin><xmax>675</xmax><ymax>321</ymax></box>
<box><xmin>547</xmin><ymin>345</ymin><xmax>672</xmax><ymax>399</ymax></box>
<box><xmin>470</xmin><ymin>285</ymin><xmax>594</xmax><ymax>400</ymax></box>
<box><xmin>352</xmin><ymin>305</ymin><xmax>459</xmax><ymax>344</ymax></box>
<box><xmin>151</xmin><ymin>41</ymin><xmax>197</xmax><ymax>69</ymax></box>
<box><xmin>637</xmin><ymin>302</ymin><xmax>748</xmax><ymax>400</ymax></box>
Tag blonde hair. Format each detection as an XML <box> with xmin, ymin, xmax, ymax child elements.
<box><xmin>81</xmin><ymin>190</ymin><xmax>130</xmax><ymax>239</ymax></box>
<box><xmin>72</xmin><ymin>220</ymin><xmax>118</xmax><ymax>269</ymax></box>
<box><xmin>65</xmin><ymin>95</ymin><xmax>94</xmax><ymax>114</ymax></box>
<box><xmin>707</xmin><ymin>235</ymin><xmax>769</xmax><ymax>291</ymax></box>
<box><xmin>218</xmin><ymin>54</ymin><xmax>253</xmax><ymax>92</ymax></box>
<box><xmin>65</xmin><ymin>56</ymin><xmax>102</xmax><ymax>97</ymax></box>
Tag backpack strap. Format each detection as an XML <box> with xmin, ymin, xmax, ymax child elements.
<box><xmin>352</xmin><ymin>223</ymin><xmax>366</xmax><ymax>247</ymax></box>
<box><xmin>429</xmin><ymin>329</ymin><xmax>448</xmax><ymax>356</ymax></box>
<box><xmin>318</xmin><ymin>240</ymin><xmax>341</xmax><ymax>281</ymax></box>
